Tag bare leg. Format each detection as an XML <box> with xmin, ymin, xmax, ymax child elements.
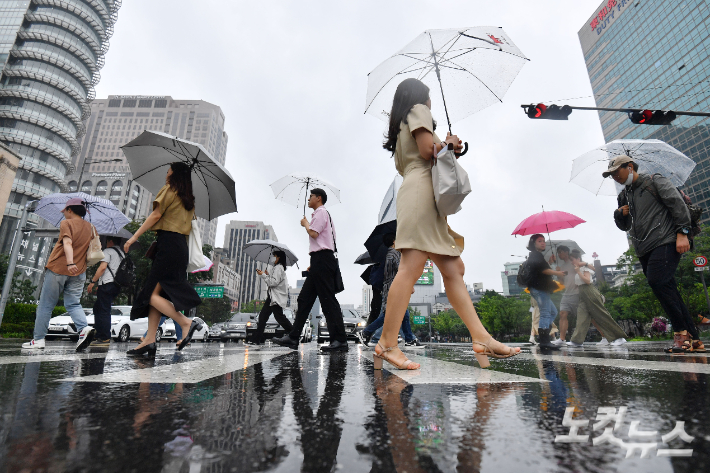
<box><xmin>149</xmin><ymin>283</ymin><xmax>193</xmax><ymax>336</ymax></box>
<box><xmin>377</xmin><ymin>249</ymin><xmax>429</xmax><ymax>367</ymax></box>
<box><xmin>429</xmin><ymin>254</ymin><xmax>519</xmax><ymax>356</ymax></box>
<box><xmin>559</xmin><ymin>311</ymin><xmax>569</xmax><ymax>341</ymax></box>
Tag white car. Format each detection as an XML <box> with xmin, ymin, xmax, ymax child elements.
<box><xmin>110</xmin><ymin>305</ymin><xmax>164</xmax><ymax>342</ymax></box>
<box><xmin>46</xmin><ymin>308</ymin><xmax>94</xmax><ymax>340</ymax></box>
<box><xmin>160</xmin><ymin>317</ymin><xmax>209</xmax><ymax>343</ymax></box>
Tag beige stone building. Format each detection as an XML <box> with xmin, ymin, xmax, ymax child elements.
<box><xmin>0</xmin><ymin>143</ymin><xmax>20</xmax><ymax>218</ymax></box>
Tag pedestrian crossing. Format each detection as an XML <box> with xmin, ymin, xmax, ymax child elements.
<box><xmin>0</xmin><ymin>343</ymin><xmax>708</xmax><ymax>384</ymax></box>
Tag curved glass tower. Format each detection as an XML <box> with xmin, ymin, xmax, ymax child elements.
<box><xmin>0</xmin><ymin>0</ymin><xmax>121</xmax><ymax>249</ymax></box>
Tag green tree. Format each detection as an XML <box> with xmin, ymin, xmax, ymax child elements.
<box><xmin>241</xmin><ymin>299</ymin><xmax>265</xmax><ymax>314</ymax></box>
<box><xmin>475</xmin><ymin>290</ymin><xmax>531</xmax><ymax>339</ymax></box>
<box><xmin>196</xmin><ymin>296</ymin><xmax>232</xmax><ymax>325</ymax></box>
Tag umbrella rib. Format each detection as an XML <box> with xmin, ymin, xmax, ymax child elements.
<box><xmin>130</xmin><ymin>162</ymin><xmax>172</xmax><ymax>182</ymax></box>
<box><xmin>366</xmin><ymin>55</ymin><xmax>439</xmax><ymax>112</ymax></box>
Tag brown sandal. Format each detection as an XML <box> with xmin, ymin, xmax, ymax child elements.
<box><xmin>373</xmin><ymin>343</ymin><xmax>420</xmax><ymax>370</ymax></box>
<box><xmin>472</xmin><ymin>336</ymin><xmax>520</xmax><ymax>368</ymax></box>
<box><xmin>664</xmin><ymin>332</ymin><xmax>691</xmax><ymax>353</ymax></box>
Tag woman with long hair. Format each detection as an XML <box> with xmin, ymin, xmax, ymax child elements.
<box><xmin>375</xmin><ymin>78</ymin><xmax>520</xmax><ymax>370</ymax></box>
<box><xmin>525</xmin><ymin>234</ymin><xmax>566</xmax><ymax>349</ymax></box>
<box><xmin>123</xmin><ymin>162</ymin><xmax>202</xmax><ymax>356</ymax></box>
<box><xmin>248</xmin><ymin>250</ymin><xmax>294</xmax><ymax>345</ymax></box>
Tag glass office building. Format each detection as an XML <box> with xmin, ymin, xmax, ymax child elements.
<box><xmin>0</xmin><ymin>0</ymin><xmax>121</xmax><ymax>251</ymax></box>
<box><xmin>579</xmin><ymin>0</ymin><xmax>710</xmax><ymax>222</ymax></box>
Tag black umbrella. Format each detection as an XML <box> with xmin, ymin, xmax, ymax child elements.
<box><xmin>360</xmin><ymin>265</ymin><xmax>373</xmax><ymax>284</ymax></box>
<box><xmin>355</xmin><ymin>251</ymin><xmax>373</xmax><ymax>265</ymax></box>
<box><xmin>365</xmin><ymin>220</ymin><xmax>396</xmax><ymax>265</ymax></box>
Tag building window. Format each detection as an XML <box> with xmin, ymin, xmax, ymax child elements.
<box><xmin>108</xmin><ymin>99</ymin><xmax>121</xmax><ymax>107</ymax></box>
<box><xmin>95</xmin><ymin>180</ymin><xmax>108</xmax><ymax>197</ymax></box>
<box><xmin>67</xmin><ymin>181</ymin><xmax>78</xmax><ymax>192</ymax></box>
<box><xmin>154</xmin><ymin>100</ymin><xmax>167</xmax><ymax>108</ymax></box>
<box><xmin>110</xmin><ymin>180</ymin><xmax>123</xmax><ymax>203</ymax></box>
<box><xmin>122</xmin><ymin>100</ymin><xmax>137</xmax><ymax>108</ymax></box>
<box><xmin>138</xmin><ymin>100</ymin><xmax>153</xmax><ymax>108</ymax></box>
<box><xmin>81</xmin><ymin>180</ymin><xmax>92</xmax><ymax>192</ymax></box>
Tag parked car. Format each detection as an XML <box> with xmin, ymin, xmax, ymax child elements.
<box><xmin>221</xmin><ymin>313</ymin><xmax>254</xmax><ymax>341</ymax></box>
<box><xmin>316</xmin><ymin>308</ymin><xmax>366</xmax><ymax>344</ymax></box>
<box><xmin>208</xmin><ymin>323</ymin><xmax>225</xmax><ymax>341</ymax></box>
<box><xmin>110</xmin><ymin>306</ymin><xmax>169</xmax><ymax>342</ymax></box>
<box><xmin>245</xmin><ymin>308</ymin><xmax>312</xmax><ymax>343</ymax></box>
<box><xmin>161</xmin><ymin>317</ymin><xmax>209</xmax><ymax>342</ymax></box>
<box><xmin>46</xmin><ymin>308</ymin><xmax>94</xmax><ymax>340</ymax></box>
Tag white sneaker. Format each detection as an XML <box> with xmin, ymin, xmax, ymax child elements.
<box><xmin>597</xmin><ymin>338</ymin><xmax>609</xmax><ymax>346</ymax></box>
<box><xmin>22</xmin><ymin>339</ymin><xmax>45</xmax><ymax>349</ymax></box>
<box><xmin>566</xmin><ymin>341</ymin><xmax>584</xmax><ymax>348</ymax></box>
<box><xmin>76</xmin><ymin>327</ymin><xmax>95</xmax><ymax>352</ymax></box>
<box><xmin>529</xmin><ymin>335</ymin><xmax>537</xmax><ymax>345</ymax></box>
<box><xmin>610</xmin><ymin>338</ymin><xmax>627</xmax><ymax>346</ymax></box>
<box><xmin>550</xmin><ymin>338</ymin><xmax>565</xmax><ymax>346</ymax></box>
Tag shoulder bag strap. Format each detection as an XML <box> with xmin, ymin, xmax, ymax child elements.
<box><xmin>104</xmin><ymin>247</ymin><xmax>124</xmax><ymax>280</ymax></box>
<box><xmin>325</xmin><ymin>210</ymin><xmax>338</xmax><ymax>255</ymax></box>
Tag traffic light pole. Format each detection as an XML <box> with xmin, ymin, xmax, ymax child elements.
<box><xmin>521</xmin><ymin>104</ymin><xmax>710</xmax><ymax>118</ymax></box>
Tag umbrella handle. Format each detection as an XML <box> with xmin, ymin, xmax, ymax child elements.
<box><xmin>455</xmin><ymin>142</ymin><xmax>469</xmax><ymax>157</ymax></box>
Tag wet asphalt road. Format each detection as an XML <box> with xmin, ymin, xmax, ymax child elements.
<box><xmin>0</xmin><ymin>339</ymin><xmax>708</xmax><ymax>473</ymax></box>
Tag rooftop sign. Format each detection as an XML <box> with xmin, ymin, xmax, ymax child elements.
<box><xmin>578</xmin><ymin>0</ymin><xmax>633</xmax><ymax>54</ymax></box>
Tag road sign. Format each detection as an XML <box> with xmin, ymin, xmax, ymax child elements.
<box><xmin>693</xmin><ymin>256</ymin><xmax>708</xmax><ymax>267</ymax></box>
<box><xmin>695</xmin><ymin>267</ymin><xmax>709</xmax><ymax>272</ymax></box>
<box><xmin>194</xmin><ymin>286</ymin><xmax>224</xmax><ymax>298</ymax></box>
<box><xmin>412</xmin><ymin>315</ymin><xmax>426</xmax><ymax>324</ymax></box>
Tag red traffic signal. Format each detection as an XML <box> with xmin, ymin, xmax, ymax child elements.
<box><xmin>628</xmin><ymin>110</ymin><xmax>677</xmax><ymax>125</ymax></box>
<box><xmin>525</xmin><ymin>103</ymin><xmax>572</xmax><ymax>120</ymax></box>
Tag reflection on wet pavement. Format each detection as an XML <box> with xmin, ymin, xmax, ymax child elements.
<box><xmin>0</xmin><ymin>339</ymin><xmax>707</xmax><ymax>472</ymax></box>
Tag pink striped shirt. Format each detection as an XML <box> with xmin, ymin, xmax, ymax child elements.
<box><xmin>308</xmin><ymin>206</ymin><xmax>335</xmax><ymax>253</ymax></box>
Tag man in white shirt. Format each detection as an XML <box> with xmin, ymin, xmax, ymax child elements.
<box><xmin>87</xmin><ymin>237</ymin><xmax>124</xmax><ymax>345</ymax></box>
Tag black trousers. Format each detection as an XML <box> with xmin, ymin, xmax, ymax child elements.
<box><xmin>92</xmin><ymin>282</ymin><xmax>120</xmax><ymax>340</ymax></box>
<box><xmin>367</xmin><ymin>288</ymin><xmax>382</xmax><ymax>325</ymax></box>
<box><xmin>252</xmin><ymin>296</ymin><xmax>293</xmax><ymax>343</ymax></box>
<box><xmin>289</xmin><ymin>250</ymin><xmax>347</xmax><ymax>343</ymax></box>
<box><xmin>639</xmin><ymin>243</ymin><xmax>699</xmax><ymax>339</ymax></box>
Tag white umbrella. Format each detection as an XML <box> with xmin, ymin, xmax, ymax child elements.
<box><xmin>190</xmin><ymin>255</ymin><xmax>214</xmax><ymax>274</ymax></box>
<box><xmin>34</xmin><ymin>192</ymin><xmax>130</xmax><ymax>234</ymax></box>
<box><xmin>571</xmin><ymin>139</ymin><xmax>697</xmax><ymax>196</ymax></box>
<box><xmin>378</xmin><ymin>174</ymin><xmax>403</xmax><ymax>225</ymax></box>
<box><xmin>121</xmin><ymin>131</ymin><xmax>237</xmax><ymax>220</ymax></box>
<box><xmin>270</xmin><ymin>173</ymin><xmax>340</xmax><ymax>214</ymax></box>
<box><xmin>243</xmin><ymin>239</ymin><xmax>298</xmax><ymax>267</ymax></box>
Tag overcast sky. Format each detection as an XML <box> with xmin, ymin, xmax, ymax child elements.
<box><xmin>94</xmin><ymin>0</ymin><xmax>627</xmax><ymax>307</ymax></box>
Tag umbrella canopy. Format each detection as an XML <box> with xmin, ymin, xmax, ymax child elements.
<box><xmin>190</xmin><ymin>255</ymin><xmax>214</xmax><ymax>274</ymax></box>
<box><xmin>34</xmin><ymin>192</ymin><xmax>130</xmax><ymax>234</ymax></box>
<box><xmin>121</xmin><ymin>131</ymin><xmax>237</xmax><ymax>220</ymax></box>
<box><xmin>541</xmin><ymin>239</ymin><xmax>585</xmax><ymax>262</ymax></box>
<box><xmin>366</xmin><ymin>27</ymin><xmax>529</xmax><ymax>131</ymax></box>
<box><xmin>378</xmin><ymin>174</ymin><xmax>403</xmax><ymax>225</ymax></box>
<box><xmin>270</xmin><ymin>173</ymin><xmax>340</xmax><ymax>214</ymax></box>
<box><xmin>99</xmin><ymin>227</ymin><xmax>134</xmax><ymax>239</ymax></box>
<box><xmin>242</xmin><ymin>239</ymin><xmax>298</xmax><ymax>267</ymax></box>
<box><xmin>512</xmin><ymin>210</ymin><xmax>585</xmax><ymax>236</ymax></box>
<box><xmin>365</xmin><ymin>220</ymin><xmax>397</xmax><ymax>264</ymax></box>
<box><xmin>360</xmin><ymin>265</ymin><xmax>373</xmax><ymax>284</ymax></box>
<box><xmin>571</xmin><ymin>139</ymin><xmax>696</xmax><ymax>196</ymax></box>
<box><xmin>355</xmin><ymin>251</ymin><xmax>374</xmax><ymax>265</ymax></box>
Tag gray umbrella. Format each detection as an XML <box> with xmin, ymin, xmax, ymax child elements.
<box><xmin>542</xmin><ymin>239</ymin><xmax>585</xmax><ymax>263</ymax></box>
<box><xmin>121</xmin><ymin>131</ymin><xmax>237</xmax><ymax>220</ymax></box>
<box><xmin>242</xmin><ymin>239</ymin><xmax>298</xmax><ymax>267</ymax></box>
<box><xmin>355</xmin><ymin>251</ymin><xmax>373</xmax><ymax>265</ymax></box>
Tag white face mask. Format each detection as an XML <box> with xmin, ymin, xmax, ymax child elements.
<box><xmin>624</xmin><ymin>167</ymin><xmax>634</xmax><ymax>186</ymax></box>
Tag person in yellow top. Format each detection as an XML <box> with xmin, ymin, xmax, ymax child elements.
<box><xmin>123</xmin><ymin>162</ymin><xmax>202</xmax><ymax>356</ymax></box>
<box><xmin>373</xmin><ymin>78</ymin><xmax>520</xmax><ymax>371</ymax></box>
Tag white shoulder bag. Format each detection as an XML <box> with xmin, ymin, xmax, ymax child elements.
<box><xmin>187</xmin><ymin>218</ymin><xmax>204</xmax><ymax>272</ymax></box>
<box><xmin>431</xmin><ymin>143</ymin><xmax>472</xmax><ymax>216</ymax></box>
<box><xmin>86</xmin><ymin>224</ymin><xmax>105</xmax><ymax>266</ymax></box>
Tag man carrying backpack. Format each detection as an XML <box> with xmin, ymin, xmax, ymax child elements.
<box><xmin>605</xmin><ymin>155</ymin><xmax>705</xmax><ymax>353</ymax></box>
<box><xmin>87</xmin><ymin>236</ymin><xmax>125</xmax><ymax>346</ymax></box>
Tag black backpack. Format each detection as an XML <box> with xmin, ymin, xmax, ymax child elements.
<box><xmin>106</xmin><ymin>247</ymin><xmax>135</xmax><ymax>288</ymax></box>
<box><xmin>516</xmin><ymin>259</ymin><xmax>533</xmax><ymax>287</ymax></box>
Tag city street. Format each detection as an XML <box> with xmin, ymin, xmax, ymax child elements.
<box><xmin>0</xmin><ymin>339</ymin><xmax>708</xmax><ymax>472</ymax></box>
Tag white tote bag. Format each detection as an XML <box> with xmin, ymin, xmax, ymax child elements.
<box><xmin>86</xmin><ymin>224</ymin><xmax>105</xmax><ymax>266</ymax></box>
<box><xmin>431</xmin><ymin>144</ymin><xmax>472</xmax><ymax>216</ymax></box>
<box><xmin>187</xmin><ymin>219</ymin><xmax>204</xmax><ymax>272</ymax></box>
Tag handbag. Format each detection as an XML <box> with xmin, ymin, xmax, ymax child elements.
<box><xmin>326</xmin><ymin>211</ymin><xmax>345</xmax><ymax>294</ymax></box>
<box><xmin>187</xmin><ymin>218</ymin><xmax>204</xmax><ymax>272</ymax></box>
<box><xmin>86</xmin><ymin>224</ymin><xmax>105</xmax><ymax>266</ymax></box>
<box><xmin>431</xmin><ymin>143</ymin><xmax>472</xmax><ymax>216</ymax></box>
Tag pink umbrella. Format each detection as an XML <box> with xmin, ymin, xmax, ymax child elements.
<box><xmin>512</xmin><ymin>209</ymin><xmax>585</xmax><ymax>236</ymax></box>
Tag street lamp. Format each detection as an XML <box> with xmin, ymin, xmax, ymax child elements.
<box><xmin>76</xmin><ymin>158</ymin><xmax>123</xmax><ymax>192</ymax></box>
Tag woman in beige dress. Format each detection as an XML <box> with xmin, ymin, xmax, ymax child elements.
<box><xmin>374</xmin><ymin>78</ymin><xmax>520</xmax><ymax>370</ymax></box>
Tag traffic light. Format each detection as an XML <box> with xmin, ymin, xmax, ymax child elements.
<box><xmin>628</xmin><ymin>110</ymin><xmax>677</xmax><ymax>125</ymax></box>
<box><xmin>524</xmin><ymin>103</ymin><xmax>572</xmax><ymax>120</ymax></box>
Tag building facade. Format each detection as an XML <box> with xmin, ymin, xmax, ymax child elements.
<box><xmin>361</xmin><ymin>284</ymin><xmax>372</xmax><ymax>317</ymax></box>
<box><xmin>0</xmin><ymin>0</ymin><xmax>122</xmax><ymax>252</ymax></box>
<box><xmin>579</xmin><ymin>0</ymin><xmax>710</xmax><ymax>222</ymax></box>
<box><xmin>223</xmin><ymin>220</ymin><xmax>278</xmax><ymax>307</ymax></box>
<box><xmin>501</xmin><ymin>261</ymin><xmax>525</xmax><ymax>297</ymax></box>
<box><xmin>65</xmin><ymin>95</ymin><xmax>229</xmax><ymax>247</ymax></box>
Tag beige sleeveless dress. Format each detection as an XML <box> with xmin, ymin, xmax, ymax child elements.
<box><xmin>394</xmin><ymin>104</ymin><xmax>463</xmax><ymax>256</ymax></box>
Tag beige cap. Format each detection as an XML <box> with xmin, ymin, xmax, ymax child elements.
<box><xmin>602</xmin><ymin>155</ymin><xmax>634</xmax><ymax>178</ymax></box>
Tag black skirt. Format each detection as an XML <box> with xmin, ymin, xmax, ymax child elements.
<box><xmin>130</xmin><ymin>230</ymin><xmax>201</xmax><ymax>320</ymax></box>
